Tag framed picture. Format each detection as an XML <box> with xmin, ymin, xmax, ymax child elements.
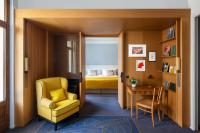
<box><xmin>148</xmin><ymin>52</ymin><xmax>156</xmax><ymax>62</ymax></box>
<box><xmin>128</xmin><ymin>44</ymin><xmax>146</xmax><ymax>57</ymax></box>
<box><xmin>136</xmin><ymin>60</ymin><xmax>145</xmax><ymax>71</ymax></box>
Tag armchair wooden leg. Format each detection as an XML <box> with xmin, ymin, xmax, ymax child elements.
<box><xmin>144</xmin><ymin>111</ymin><xmax>146</xmax><ymax>116</ymax></box>
<box><xmin>54</xmin><ymin>123</ymin><xmax>58</xmax><ymax>131</ymax></box>
<box><xmin>151</xmin><ymin>110</ymin><xmax>155</xmax><ymax>127</ymax></box>
<box><xmin>158</xmin><ymin>109</ymin><xmax>161</xmax><ymax>122</ymax></box>
<box><xmin>37</xmin><ymin>116</ymin><xmax>42</xmax><ymax>121</ymax></box>
<box><xmin>75</xmin><ymin>112</ymin><xmax>79</xmax><ymax>118</ymax></box>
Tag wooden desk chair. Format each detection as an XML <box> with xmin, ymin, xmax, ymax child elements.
<box><xmin>136</xmin><ymin>87</ymin><xmax>163</xmax><ymax>127</ymax></box>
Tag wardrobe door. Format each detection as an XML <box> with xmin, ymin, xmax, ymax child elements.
<box><xmin>79</xmin><ymin>32</ymin><xmax>86</xmax><ymax>108</ymax></box>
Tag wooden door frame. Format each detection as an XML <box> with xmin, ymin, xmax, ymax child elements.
<box><xmin>14</xmin><ymin>9</ymin><xmax>190</xmax><ymax>127</ymax></box>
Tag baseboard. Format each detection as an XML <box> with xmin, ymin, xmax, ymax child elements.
<box><xmin>86</xmin><ymin>89</ymin><xmax>117</xmax><ymax>94</ymax></box>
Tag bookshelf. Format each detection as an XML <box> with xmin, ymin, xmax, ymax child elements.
<box><xmin>161</xmin><ymin>21</ymin><xmax>180</xmax><ymax>124</ymax></box>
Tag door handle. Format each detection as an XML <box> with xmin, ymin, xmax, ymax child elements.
<box><xmin>79</xmin><ymin>72</ymin><xmax>83</xmax><ymax>83</ymax></box>
<box><xmin>120</xmin><ymin>72</ymin><xmax>125</xmax><ymax>83</ymax></box>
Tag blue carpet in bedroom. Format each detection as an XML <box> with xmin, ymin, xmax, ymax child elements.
<box><xmin>7</xmin><ymin>94</ymin><xmax>138</xmax><ymax>133</ymax></box>
<box><xmin>7</xmin><ymin>94</ymin><xmax>195</xmax><ymax>133</ymax></box>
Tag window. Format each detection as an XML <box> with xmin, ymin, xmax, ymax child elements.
<box><xmin>0</xmin><ymin>0</ymin><xmax>7</xmax><ymax>102</ymax></box>
<box><xmin>0</xmin><ymin>0</ymin><xmax>5</xmax><ymax>20</ymax></box>
<box><xmin>0</xmin><ymin>27</ymin><xmax>5</xmax><ymax>101</ymax></box>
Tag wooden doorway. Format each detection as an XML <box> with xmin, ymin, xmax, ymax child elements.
<box><xmin>118</xmin><ymin>32</ymin><xmax>125</xmax><ymax>108</ymax></box>
<box><xmin>79</xmin><ymin>32</ymin><xmax>86</xmax><ymax>107</ymax></box>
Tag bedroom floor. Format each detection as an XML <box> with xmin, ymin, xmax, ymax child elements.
<box><xmin>8</xmin><ymin>94</ymin><xmax>195</xmax><ymax>133</ymax></box>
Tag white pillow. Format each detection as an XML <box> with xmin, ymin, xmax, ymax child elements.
<box><xmin>97</xmin><ymin>69</ymin><xmax>102</xmax><ymax>75</ymax></box>
<box><xmin>87</xmin><ymin>69</ymin><xmax>97</xmax><ymax>76</ymax></box>
<box><xmin>113</xmin><ymin>69</ymin><xmax>118</xmax><ymax>75</ymax></box>
<box><xmin>102</xmin><ymin>69</ymin><xmax>114</xmax><ymax>76</ymax></box>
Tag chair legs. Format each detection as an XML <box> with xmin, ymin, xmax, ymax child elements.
<box><xmin>54</xmin><ymin>123</ymin><xmax>58</xmax><ymax>131</ymax></box>
<box><xmin>37</xmin><ymin>116</ymin><xmax>42</xmax><ymax>121</ymax></box>
<box><xmin>158</xmin><ymin>109</ymin><xmax>161</xmax><ymax>122</ymax></box>
<box><xmin>75</xmin><ymin>112</ymin><xmax>79</xmax><ymax>118</ymax></box>
<box><xmin>151</xmin><ymin>110</ymin><xmax>155</xmax><ymax>127</ymax></box>
<box><xmin>136</xmin><ymin>105</ymin><xmax>138</xmax><ymax>119</ymax></box>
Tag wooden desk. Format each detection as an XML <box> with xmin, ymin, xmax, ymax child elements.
<box><xmin>126</xmin><ymin>85</ymin><xmax>156</xmax><ymax>117</ymax></box>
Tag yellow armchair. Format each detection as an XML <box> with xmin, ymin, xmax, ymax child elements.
<box><xmin>36</xmin><ymin>77</ymin><xmax>80</xmax><ymax>130</ymax></box>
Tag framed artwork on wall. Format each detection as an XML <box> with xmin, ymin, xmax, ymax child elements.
<box><xmin>136</xmin><ymin>60</ymin><xmax>145</xmax><ymax>71</ymax></box>
<box><xmin>148</xmin><ymin>51</ymin><xmax>156</xmax><ymax>62</ymax></box>
<box><xmin>128</xmin><ymin>44</ymin><xmax>146</xmax><ymax>57</ymax></box>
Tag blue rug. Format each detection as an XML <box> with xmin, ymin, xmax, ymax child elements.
<box><xmin>8</xmin><ymin>94</ymin><xmax>139</xmax><ymax>133</ymax></box>
<box><xmin>7</xmin><ymin>94</ymin><xmax>195</xmax><ymax>133</ymax></box>
<box><xmin>36</xmin><ymin>116</ymin><xmax>138</xmax><ymax>133</ymax></box>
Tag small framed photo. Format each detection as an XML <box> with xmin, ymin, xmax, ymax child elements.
<box><xmin>128</xmin><ymin>44</ymin><xmax>146</xmax><ymax>57</ymax></box>
<box><xmin>136</xmin><ymin>60</ymin><xmax>145</xmax><ymax>72</ymax></box>
<box><xmin>148</xmin><ymin>52</ymin><xmax>156</xmax><ymax>62</ymax></box>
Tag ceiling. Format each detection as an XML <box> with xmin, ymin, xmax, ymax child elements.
<box><xmin>30</xmin><ymin>18</ymin><xmax>176</xmax><ymax>35</ymax></box>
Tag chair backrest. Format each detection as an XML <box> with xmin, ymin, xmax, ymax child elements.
<box><xmin>156</xmin><ymin>86</ymin><xmax>163</xmax><ymax>105</ymax></box>
<box><xmin>151</xmin><ymin>88</ymin><xmax>156</xmax><ymax>108</ymax></box>
<box><xmin>151</xmin><ymin>86</ymin><xmax>163</xmax><ymax>108</ymax></box>
<box><xmin>36</xmin><ymin>77</ymin><xmax>68</xmax><ymax>99</ymax></box>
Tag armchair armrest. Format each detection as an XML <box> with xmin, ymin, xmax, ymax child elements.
<box><xmin>66</xmin><ymin>92</ymin><xmax>77</xmax><ymax>100</ymax></box>
<box><xmin>41</xmin><ymin>98</ymin><xmax>57</xmax><ymax>109</ymax></box>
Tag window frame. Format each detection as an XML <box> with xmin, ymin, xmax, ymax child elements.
<box><xmin>0</xmin><ymin>0</ymin><xmax>9</xmax><ymax>104</ymax></box>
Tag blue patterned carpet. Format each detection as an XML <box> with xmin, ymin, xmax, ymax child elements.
<box><xmin>8</xmin><ymin>94</ymin><xmax>195</xmax><ymax>133</ymax></box>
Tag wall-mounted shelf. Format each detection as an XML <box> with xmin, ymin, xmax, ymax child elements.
<box><xmin>162</xmin><ymin>72</ymin><xmax>176</xmax><ymax>75</ymax></box>
<box><xmin>160</xmin><ymin>56</ymin><xmax>176</xmax><ymax>58</ymax></box>
<box><xmin>158</xmin><ymin>71</ymin><xmax>176</xmax><ymax>75</ymax></box>
<box><xmin>160</xmin><ymin>37</ymin><xmax>176</xmax><ymax>44</ymax></box>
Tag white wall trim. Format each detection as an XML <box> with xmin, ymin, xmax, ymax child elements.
<box><xmin>9</xmin><ymin>0</ymin><xmax>17</xmax><ymax>129</ymax></box>
<box><xmin>190</xmin><ymin>10</ymin><xmax>200</xmax><ymax>131</ymax></box>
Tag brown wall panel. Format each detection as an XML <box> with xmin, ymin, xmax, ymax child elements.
<box><xmin>24</xmin><ymin>21</ymin><xmax>48</xmax><ymax>124</ymax></box>
<box><xmin>125</xmin><ymin>31</ymin><xmax>162</xmax><ymax>106</ymax></box>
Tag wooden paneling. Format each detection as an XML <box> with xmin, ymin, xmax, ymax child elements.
<box><xmin>181</xmin><ymin>17</ymin><xmax>191</xmax><ymax>127</ymax></box>
<box><xmin>53</xmin><ymin>34</ymin><xmax>79</xmax><ymax>78</ymax></box>
<box><xmin>30</xmin><ymin>18</ymin><xmax>177</xmax><ymax>35</ymax></box>
<box><xmin>125</xmin><ymin>31</ymin><xmax>162</xmax><ymax>107</ymax></box>
<box><xmin>14</xmin><ymin>9</ymin><xmax>191</xmax><ymax>127</ymax></box>
<box><xmin>46</xmin><ymin>31</ymin><xmax>55</xmax><ymax>77</ymax></box>
<box><xmin>54</xmin><ymin>35</ymin><xmax>69</xmax><ymax>77</ymax></box>
<box><xmin>23</xmin><ymin>20</ymin><xmax>48</xmax><ymax>125</ymax></box>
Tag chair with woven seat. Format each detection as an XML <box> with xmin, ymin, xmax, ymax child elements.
<box><xmin>136</xmin><ymin>87</ymin><xmax>163</xmax><ymax>127</ymax></box>
<box><xmin>36</xmin><ymin>77</ymin><xmax>80</xmax><ymax>130</ymax></box>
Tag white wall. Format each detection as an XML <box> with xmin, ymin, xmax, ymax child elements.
<box><xmin>17</xmin><ymin>0</ymin><xmax>188</xmax><ymax>9</ymax></box>
<box><xmin>188</xmin><ymin>0</ymin><xmax>200</xmax><ymax>131</ymax></box>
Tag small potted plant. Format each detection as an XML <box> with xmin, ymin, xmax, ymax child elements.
<box><xmin>130</xmin><ymin>77</ymin><xmax>137</xmax><ymax>88</ymax></box>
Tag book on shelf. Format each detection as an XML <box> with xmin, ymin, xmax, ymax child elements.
<box><xmin>167</xmin><ymin>27</ymin><xmax>176</xmax><ymax>39</ymax></box>
<box><xmin>163</xmin><ymin>45</ymin><xmax>171</xmax><ymax>56</ymax></box>
<box><xmin>170</xmin><ymin>45</ymin><xmax>176</xmax><ymax>56</ymax></box>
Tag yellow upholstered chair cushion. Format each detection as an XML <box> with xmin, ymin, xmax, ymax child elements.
<box><xmin>52</xmin><ymin>100</ymin><xmax>80</xmax><ymax>117</ymax></box>
<box><xmin>50</xmin><ymin>88</ymin><xmax>67</xmax><ymax>102</ymax></box>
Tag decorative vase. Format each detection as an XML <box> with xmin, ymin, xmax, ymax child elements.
<box><xmin>132</xmin><ymin>84</ymin><xmax>136</xmax><ymax>88</ymax></box>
